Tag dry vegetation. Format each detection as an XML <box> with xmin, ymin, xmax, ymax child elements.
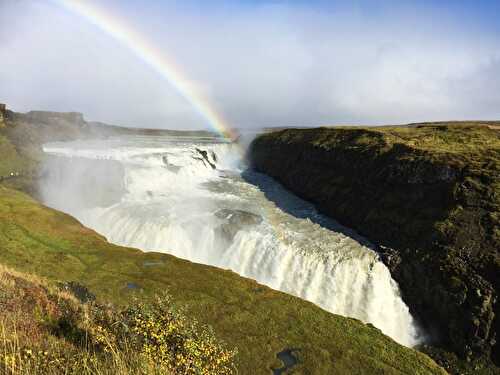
<box><xmin>0</xmin><ymin>265</ymin><xmax>236</xmax><ymax>374</ymax></box>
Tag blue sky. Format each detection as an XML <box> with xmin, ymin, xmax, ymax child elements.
<box><xmin>1</xmin><ymin>0</ymin><xmax>499</xmax><ymax>129</ymax></box>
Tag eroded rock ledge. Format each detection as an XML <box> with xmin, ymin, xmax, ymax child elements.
<box><xmin>248</xmin><ymin>125</ymin><xmax>500</xmax><ymax>369</ymax></box>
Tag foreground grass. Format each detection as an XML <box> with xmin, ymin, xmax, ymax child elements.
<box><xmin>0</xmin><ymin>265</ymin><xmax>235</xmax><ymax>374</ymax></box>
<box><xmin>0</xmin><ymin>185</ymin><xmax>446</xmax><ymax>374</ymax></box>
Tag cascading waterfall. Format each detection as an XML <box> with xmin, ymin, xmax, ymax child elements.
<box><xmin>40</xmin><ymin>135</ymin><xmax>422</xmax><ymax>347</ymax></box>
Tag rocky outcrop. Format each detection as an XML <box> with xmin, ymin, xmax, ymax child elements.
<box><xmin>248</xmin><ymin>125</ymin><xmax>500</xmax><ymax>368</ymax></box>
<box><xmin>194</xmin><ymin>148</ymin><xmax>217</xmax><ymax>169</ymax></box>
<box><xmin>23</xmin><ymin>110</ymin><xmax>86</xmax><ymax>126</ymax></box>
<box><xmin>2</xmin><ymin>109</ymin><xmax>93</xmax><ymax>162</ymax></box>
<box><xmin>1</xmin><ymin>105</ymin><xmax>219</xmax><ymax>155</ymax></box>
<box><xmin>0</xmin><ymin>103</ymin><xmax>6</xmax><ymax>128</ymax></box>
<box><xmin>215</xmin><ymin>209</ymin><xmax>263</xmax><ymax>243</ymax></box>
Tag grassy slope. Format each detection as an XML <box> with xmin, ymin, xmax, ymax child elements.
<box><xmin>0</xmin><ymin>134</ymin><xmax>30</xmax><ymax>178</ymax></box>
<box><xmin>0</xmin><ymin>264</ymin><xmax>169</xmax><ymax>375</ymax></box>
<box><xmin>0</xmin><ymin>185</ymin><xmax>446</xmax><ymax>374</ymax></box>
<box><xmin>0</xmin><ymin>264</ymin><xmax>235</xmax><ymax>374</ymax></box>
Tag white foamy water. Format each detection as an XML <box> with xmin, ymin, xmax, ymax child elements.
<box><xmin>41</xmin><ymin>135</ymin><xmax>422</xmax><ymax>347</ymax></box>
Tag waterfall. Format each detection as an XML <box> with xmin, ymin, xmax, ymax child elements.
<box><xmin>40</xmin><ymin>135</ymin><xmax>422</xmax><ymax>347</ymax></box>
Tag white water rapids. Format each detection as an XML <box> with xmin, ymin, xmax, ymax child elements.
<box><xmin>40</xmin><ymin>135</ymin><xmax>422</xmax><ymax>347</ymax></box>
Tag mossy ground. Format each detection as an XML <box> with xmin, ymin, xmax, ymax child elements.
<box><xmin>267</xmin><ymin>123</ymin><xmax>499</xmax><ymax>160</ymax></box>
<box><xmin>0</xmin><ymin>135</ymin><xmax>31</xmax><ymax>178</ymax></box>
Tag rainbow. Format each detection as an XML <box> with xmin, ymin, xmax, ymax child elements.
<box><xmin>55</xmin><ymin>0</ymin><xmax>236</xmax><ymax>140</ymax></box>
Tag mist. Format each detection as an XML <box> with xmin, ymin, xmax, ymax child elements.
<box><xmin>1</xmin><ymin>0</ymin><xmax>500</xmax><ymax>130</ymax></box>
<box><xmin>39</xmin><ymin>137</ymin><xmax>422</xmax><ymax>347</ymax></box>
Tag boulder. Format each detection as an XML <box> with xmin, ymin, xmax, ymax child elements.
<box><xmin>58</xmin><ymin>281</ymin><xmax>96</xmax><ymax>303</ymax></box>
<box><xmin>215</xmin><ymin>209</ymin><xmax>263</xmax><ymax>242</ymax></box>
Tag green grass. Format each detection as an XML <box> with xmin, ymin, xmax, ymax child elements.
<box><xmin>266</xmin><ymin>123</ymin><xmax>500</xmax><ymax>156</ymax></box>
<box><xmin>0</xmin><ymin>185</ymin><xmax>446</xmax><ymax>374</ymax></box>
<box><xmin>275</xmin><ymin>123</ymin><xmax>499</xmax><ymax>166</ymax></box>
<box><xmin>0</xmin><ymin>135</ymin><xmax>30</xmax><ymax>178</ymax></box>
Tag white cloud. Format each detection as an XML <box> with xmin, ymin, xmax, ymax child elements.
<box><xmin>0</xmin><ymin>0</ymin><xmax>499</xmax><ymax>129</ymax></box>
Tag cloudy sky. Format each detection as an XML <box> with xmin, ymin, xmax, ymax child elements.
<box><xmin>1</xmin><ymin>0</ymin><xmax>500</xmax><ymax>130</ymax></box>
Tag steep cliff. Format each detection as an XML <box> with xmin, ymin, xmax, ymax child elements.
<box><xmin>249</xmin><ymin>124</ymin><xmax>500</xmax><ymax>371</ymax></box>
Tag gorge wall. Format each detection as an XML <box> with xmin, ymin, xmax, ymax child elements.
<box><xmin>248</xmin><ymin>125</ymin><xmax>500</xmax><ymax>368</ymax></box>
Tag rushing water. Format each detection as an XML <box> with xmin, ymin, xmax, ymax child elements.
<box><xmin>40</xmin><ymin>135</ymin><xmax>422</xmax><ymax>347</ymax></box>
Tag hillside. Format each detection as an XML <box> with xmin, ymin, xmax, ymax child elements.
<box><xmin>0</xmin><ymin>104</ymin><xmax>447</xmax><ymax>374</ymax></box>
<box><xmin>249</xmin><ymin>124</ymin><xmax>500</xmax><ymax>373</ymax></box>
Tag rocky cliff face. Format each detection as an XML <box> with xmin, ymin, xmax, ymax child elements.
<box><xmin>4</xmin><ymin>109</ymin><xmax>90</xmax><ymax>155</ymax></box>
<box><xmin>0</xmin><ymin>103</ymin><xmax>6</xmax><ymax>128</ymax></box>
<box><xmin>0</xmin><ymin>106</ymin><xmax>94</xmax><ymax>194</ymax></box>
<box><xmin>1</xmin><ymin>106</ymin><xmax>218</xmax><ymax>154</ymax></box>
<box><xmin>248</xmin><ymin>125</ymin><xmax>500</xmax><ymax>368</ymax></box>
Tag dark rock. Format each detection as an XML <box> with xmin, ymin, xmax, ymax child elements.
<box><xmin>195</xmin><ymin>148</ymin><xmax>216</xmax><ymax>169</ymax></box>
<box><xmin>378</xmin><ymin>246</ymin><xmax>402</xmax><ymax>272</ymax></box>
<box><xmin>58</xmin><ymin>281</ymin><xmax>96</xmax><ymax>303</ymax></box>
<box><xmin>161</xmin><ymin>154</ymin><xmax>182</xmax><ymax>173</ymax></box>
<box><xmin>272</xmin><ymin>349</ymin><xmax>299</xmax><ymax>375</ymax></box>
<box><xmin>215</xmin><ymin>208</ymin><xmax>263</xmax><ymax>242</ymax></box>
